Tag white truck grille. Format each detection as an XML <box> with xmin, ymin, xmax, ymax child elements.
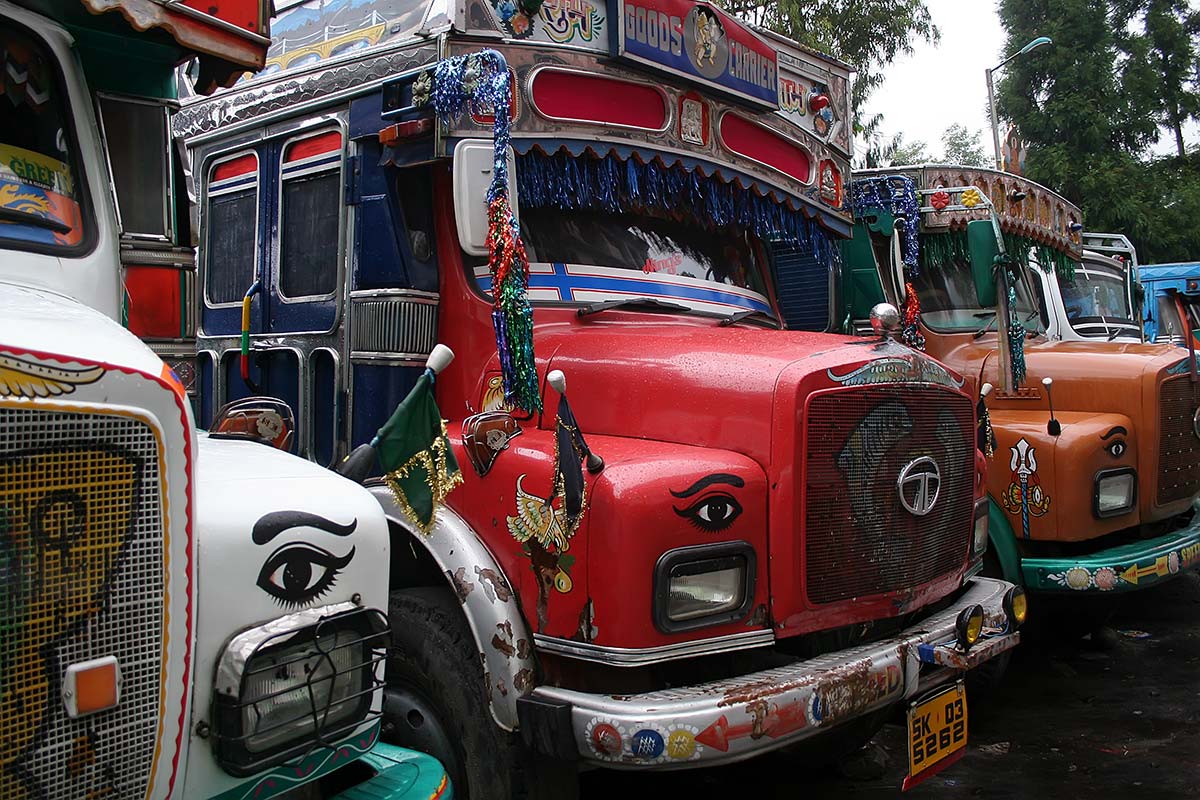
<box><xmin>0</xmin><ymin>407</ymin><xmax>164</xmax><ymax>800</ymax></box>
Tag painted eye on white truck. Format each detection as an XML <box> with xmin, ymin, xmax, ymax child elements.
<box><xmin>256</xmin><ymin>542</ymin><xmax>355</xmax><ymax>607</ymax></box>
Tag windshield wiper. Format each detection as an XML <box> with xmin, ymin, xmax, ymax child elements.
<box><xmin>719</xmin><ymin>309</ymin><xmax>780</xmax><ymax>328</ymax></box>
<box><xmin>973</xmin><ymin>311</ymin><xmax>997</xmax><ymax>339</ymax></box>
<box><xmin>576</xmin><ymin>297</ymin><xmax>691</xmax><ymax>318</ymax></box>
<box><xmin>0</xmin><ymin>206</ymin><xmax>71</xmax><ymax>234</ymax></box>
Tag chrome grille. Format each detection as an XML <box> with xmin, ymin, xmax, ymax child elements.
<box><xmin>350</xmin><ymin>292</ymin><xmax>438</xmax><ymax>360</ymax></box>
<box><xmin>1158</xmin><ymin>376</ymin><xmax>1200</xmax><ymax>506</ymax></box>
<box><xmin>0</xmin><ymin>408</ymin><xmax>163</xmax><ymax>800</ymax></box>
<box><xmin>805</xmin><ymin>386</ymin><xmax>974</xmax><ymax>604</ymax></box>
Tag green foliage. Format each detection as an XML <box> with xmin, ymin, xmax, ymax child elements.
<box><xmin>997</xmin><ymin>0</ymin><xmax>1200</xmax><ymax>263</ymax></box>
<box><xmin>941</xmin><ymin>124</ymin><xmax>988</xmax><ymax>167</ymax></box>
<box><xmin>721</xmin><ymin>0</ymin><xmax>938</xmax><ymax>141</ymax></box>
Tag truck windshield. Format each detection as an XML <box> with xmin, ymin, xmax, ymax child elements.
<box><xmin>0</xmin><ymin>24</ymin><xmax>88</xmax><ymax>253</ymax></box>
<box><xmin>472</xmin><ymin>207</ymin><xmax>774</xmax><ymax>318</ymax></box>
<box><xmin>1059</xmin><ymin>257</ymin><xmax>1136</xmax><ymax>330</ymax></box>
<box><xmin>911</xmin><ymin>254</ymin><xmax>1045</xmax><ymax>333</ymax></box>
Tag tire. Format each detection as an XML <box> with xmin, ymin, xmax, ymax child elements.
<box><xmin>385</xmin><ymin>587</ymin><xmax>563</xmax><ymax>800</ymax></box>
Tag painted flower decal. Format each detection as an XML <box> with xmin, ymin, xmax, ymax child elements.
<box><xmin>1065</xmin><ymin>566</ymin><xmax>1092</xmax><ymax>590</ymax></box>
<box><xmin>1094</xmin><ymin>567</ymin><xmax>1117</xmax><ymax>591</ymax></box>
<box><xmin>496</xmin><ymin>0</ymin><xmax>517</xmax><ymax>21</ymax></box>
<box><xmin>931</xmin><ymin>190</ymin><xmax>951</xmax><ymax>211</ymax></box>
<box><xmin>511</xmin><ymin>11</ymin><xmax>531</xmax><ymax>33</ymax></box>
<box><xmin>960</xmin><ymin>188</ymin><xmax>984</xmax><ymax>208</ymax></box>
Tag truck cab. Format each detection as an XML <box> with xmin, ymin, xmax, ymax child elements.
<box><xmin>1034</xmin><ymin>232</ymin><xmax>1142</xmax><ymax>343</ymax></box>
<box><xmin>1140</xmin><ymin>261</ymin><xmax>1200</xmax><ymax>349</ymax></box>
<box><xmin>176</xmin><ymin>2</ymin><xmax>1022</xmax><ymax>796</ymax></box>
<box><xmin>0</xmin><ymin>2</ymin><xmax>449</xmax><ymax>798</ymax></box>
<box><xmin>843</xmin><ymin>165</ymin><xmax>1200</xmax><ymax>598</ymax></box>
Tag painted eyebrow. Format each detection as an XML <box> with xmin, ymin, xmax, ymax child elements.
<box><xmin>252</xmin><ymin>511</ymin><xmax>358</xmax><ymax>545</ymax></box>
<box><xmin>1101</xmin><ymin>426</ymin><xmax>1128</xmax><ymax>441</ymax></box>
<box><xmin>669</xmin><ymin>473</ymin><xmax>745</xmax><ymax>499</ymax></box>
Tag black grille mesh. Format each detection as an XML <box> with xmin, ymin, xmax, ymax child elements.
<box><xmin>1158</xmin><ymin>376</ymin><xmax>1200</xmax><ymax>506</ymax></box>
<box><xmin>805</xmin><ymin>386</ymin><xmax>974</xmax><ymax>604</ymax></box>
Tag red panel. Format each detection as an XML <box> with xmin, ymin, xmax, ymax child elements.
<box><xmin>719</xmin><ymin>114</ymin><xmax>813</xmax><ymax>184</ymax></box>
<box><xmin>284</xmin><ymin>130</ymin><xmax>344</xmax><ymax>163</ymax></box>
<box><xmin>180</xmin><ymin>0</ymin><xmax>268</xmax><ymax>35</ymax></box>
<box><xmin>126</xmin><ymin>266</ymin><xmax>183</xmax><ymax>339</ymax></box>
<box><xmin>213</xmin><ymin>153</ymin><xmax>257</xmax><ymax>182</ymax></box>
<box><xmin>531</xmin><ymin>70</ymin><xmax>667</xmax><ymax>130</ymax></box>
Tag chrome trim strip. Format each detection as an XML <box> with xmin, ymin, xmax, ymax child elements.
<box><xmin>533</xmin><ymin>629</ymin><xmax>775</xmax><ymax>666</ymax></box>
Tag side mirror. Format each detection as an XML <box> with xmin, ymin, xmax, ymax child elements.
<box><xmin>966</xmin><ymin>219</ymin><xmax>1000</xmax><ymax>308</ymax></box>
<box><xmin>452</xmin><ymin>139</ymin><xmax>519</xmax><ymax>257</ymax></box>
<box><xmin>209</xmin><ymin>396</ymin><xmax>295</xmax><ymax>451</ymax></box>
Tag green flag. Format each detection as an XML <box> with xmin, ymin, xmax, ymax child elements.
<box><xmin>375</xmin><ymin>373</ymin><xmax>462</xmax><ymax>533</ymax></box>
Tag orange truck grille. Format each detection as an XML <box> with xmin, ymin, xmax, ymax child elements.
<box><xmin>1158</xmin><ymin>376</ymin><xmax>1200</xmax><ymax>506</ymax></box>
<box><xmin>0</xmin><ymin>407</ymin><xmax>164</xmax><ymax>800</ymax></box>
<box><xmin>804</xmin><ymin>387</ymin><xmax>974</xmax><ymax>605</ymax></box>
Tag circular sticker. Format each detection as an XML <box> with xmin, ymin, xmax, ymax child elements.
<box><xmin>585</xmin><ymin>718</ymin><xmax>625</xmax><ymax>758</ymax></box>
<box><xmin>1094</xmin><ymin>567</ymin><xmax>1117</xmax><ymax>591</ymax></box>
<box><xmin>629</xmin><ymin>728</ymin><xmax>665</xmax><ymax>760</ymax></box>
<box><xmin>665</xmin><ymin>726</ymin><xmax>701</xmax><ymax>761</ymax></box>
<box><xmin>1064</xmin><ymin>566</ymin><xmax>1092</xmax><ymax>590</ymax></box>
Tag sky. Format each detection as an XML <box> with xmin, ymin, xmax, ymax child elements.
<box><xmin>860</xmin><ymin>0</ymin><xmax>1199</xmax><ymax>162</ymax></box>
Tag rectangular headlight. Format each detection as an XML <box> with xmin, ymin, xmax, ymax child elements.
<box><xmin>1095</xmin><ymin>469</ymin><xmax>1137</xmax><ymax>518</ymax></box>
<box><xmin>973</xmin><ymin>499</ymin><xmax>989</xmax><ymax>556</ymax></box>
<box><xmin>213</xmin><ymin>604</ymin><xmax>387</xmax><ymax>776</ymax></box>
<box><xmin>654</xmin><ymin>542</ymin><xmax>756</xmax><ymax>633</ymax></box>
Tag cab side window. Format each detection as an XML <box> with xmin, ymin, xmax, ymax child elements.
<box><xmin>278</xmin><ymin>131</ymin><xmax>342</xmax><ymax>298</ymax></box>
<box><xmin>204</xmin><ymin>152</ymin><xmax>258</xmax><ymax>305</ymax></box>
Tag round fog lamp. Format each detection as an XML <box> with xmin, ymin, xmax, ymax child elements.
<box><xmin>955</xmin><ymin>604</ymin><xmax>985</xmax><ymax>651</ymax></box>
<box><xmin>1003</xmin><ymin>586</ymin><xmax>1027</xmax><ymax>630</ymax></box>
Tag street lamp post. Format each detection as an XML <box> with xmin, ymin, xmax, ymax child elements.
<box><xmin>987</xmin><ymin>36</ymin><xmax>1052</xmax><ymax>170</ymax></box>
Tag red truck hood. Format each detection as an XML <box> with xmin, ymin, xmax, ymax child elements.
<box><xmin>534</xmin><ymin>319</ymin><xmax>959</xmax><ymax>467</ymax></box>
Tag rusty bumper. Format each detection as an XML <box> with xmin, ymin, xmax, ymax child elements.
<box><xmin>527</xmin><ymin>576</ymin><xmax>1019</xmax><ymax>769</ymax></box>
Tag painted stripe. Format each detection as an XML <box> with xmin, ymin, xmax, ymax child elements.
<box><xmin>281</xmin><ymin>153</ymin><xmax>341</xmax><ymax>179</ymax></box>
<box><xmin>208</xmin><ymin>174</ymin><xmax>258</xmax><ymax>195</ymax></box>
<box><xmin>474</xmin><ymin>262</ymin><xmax>772</xmax><ymax>314</ymax></box>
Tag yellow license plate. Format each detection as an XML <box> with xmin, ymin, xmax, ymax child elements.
<box><xmin>905</xmin><ymin>682</ymin><xmax>968</xmax><ymax>788</ymax></box>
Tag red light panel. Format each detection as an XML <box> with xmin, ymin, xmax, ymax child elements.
<box><xmin>212</xmin><ymin>153</ymin><xmax>257</xmax><ymax>182</ymax></box>
<box><xmin>719</xmin><ymin>114</ymin><xmax>813</xmax><ymax>184</ymax></box>
<box><xmin>126</xmin><ymin>266</ymin><xmax>184</xmax><ymax>339</ymax></box>
<box><xmin>531</xmin><ymin>70</ymin><xmax>667</xmax><ymax>130</ymax></box>
<box><xmin>284</xmin><ymin>130</ymin><xmax>343</xmax><ymax>163</ymax></box>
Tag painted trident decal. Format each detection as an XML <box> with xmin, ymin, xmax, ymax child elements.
<box><xmin>1001</xmin><ymin>438</ymin><xmax>1051</xmax><ymax>538</ymax></box>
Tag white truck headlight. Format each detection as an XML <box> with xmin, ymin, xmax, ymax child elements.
<box><xmin>1094</xmin><ymin>468</ymin><xmax>1137</xmax><ymax>518</ymax></box>
<box><xmin>654</xmin><ymin>543</ymin><xmax>756</xmax><ymax>633</ymax></box>
<box><xmin>213</xmin><ymin>603</ymin><xmax>387</xmax><ymax>775</ymax></box>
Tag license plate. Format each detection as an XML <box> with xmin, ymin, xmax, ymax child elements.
<box><xmin>904</xmin><ymin>682</ymin><xmax>968</xmax><ymax>790</ymax></box>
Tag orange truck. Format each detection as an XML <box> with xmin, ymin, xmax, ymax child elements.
<box><xmin>842</xmin><ymin>165</ymin><xmax>1200</xmax><ymax>598</ymax></box>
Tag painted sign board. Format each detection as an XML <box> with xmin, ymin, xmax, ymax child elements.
<box><xmin>608</xmin><ymin>0</ymin><xmax>779</xmax><ymax>110</ymax></box>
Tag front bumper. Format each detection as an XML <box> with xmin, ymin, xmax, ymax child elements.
<box><xmin>1022</xmin><ymin>504</ymin><xmax>1200</xmax><ymax>593</ymax></box>
<box><xmin>526</xmin><ymin>577</ymin><xmax>1019</xmax><ymax>769</ymax></box>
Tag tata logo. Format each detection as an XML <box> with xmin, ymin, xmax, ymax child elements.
<box><xmin>897</xmin><ymin>456</ymin><xmax>941</xmax><ymax>516</ymax></box>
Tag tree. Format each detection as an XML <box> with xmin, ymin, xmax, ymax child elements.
<box><xmin>722</xmin><ymin>0</ymin><xmax>939</xmax><ymax>143</ymax></box>
<box><xmin>1114</xmin><ymin>0</ymin><xmax>1200</xmax><ymax>157</ymax></box>
<box><xmin>941</xmin><ymin>124</ymin><xmax>988</xmax><ymax>166</ymax></box>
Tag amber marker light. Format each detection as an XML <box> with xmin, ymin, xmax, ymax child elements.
<box><xmin>955</xmin><ymin>605</ymin><xmax>985</xmax><ymax>651</ymax></box>
<box><xmin>1003</xmin><ymin>586</ymin><xmax>1028</xmax><ymax>630</ymax></box>
<box><xmin>63</xmin><ymin>655</ymin><xmax>120</xmax><ymax>718</ymax></box>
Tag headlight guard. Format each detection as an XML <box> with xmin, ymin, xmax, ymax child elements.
<box><xmin>212</xmin><ymin>602</ymin><xmax>388</xmax><ymax>776</ymax></box>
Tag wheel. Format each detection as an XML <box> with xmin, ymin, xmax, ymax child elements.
<box><xmin>384</xmin><ymin>587</ymin><xmax>578</xmax><ymax>800</ymax></box>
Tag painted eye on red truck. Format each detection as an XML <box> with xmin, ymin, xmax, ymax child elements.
<box><xmin>674</xmin><ymin>494</ymin><xmax>743</xmax><ymax>532</ymax></box>
<box><xmin>256</xmin><ymin>543</ymin><xmax>355</xmax><ymax>607</ymax></box>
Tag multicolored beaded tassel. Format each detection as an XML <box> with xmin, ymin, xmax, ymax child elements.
<box><xmin>431</xmin><ymin>50</ymin><xmax>541</xmax><ymax>413</ymax></box>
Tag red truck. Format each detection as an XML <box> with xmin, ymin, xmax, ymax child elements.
<box><xmin>173</xmin><ymin>0</ymin><xmax>1024</xmax><ymax>795</ymax></box>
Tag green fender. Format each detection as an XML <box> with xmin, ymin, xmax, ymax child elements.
<box><xmin>987</xmin><ymin>496</ymin><xmax>1023</xmax><ymax>586</ymax></box>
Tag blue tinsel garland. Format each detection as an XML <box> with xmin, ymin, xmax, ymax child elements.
<box><xmin>848</xmin><ymin>175</ymin><xmax>920</xmax><ymax>276</ymax></box>
<box><xmin>516</xmin><ymin>148</ymin><xmax>833</xmax><ymax>265</ymax></box>
<box><xmin>1006</xmin><ymin>283</ymin><xmax>1027</xmax><ymax>385</ymax></box>
<box><xmin>431</xmin><ymin>50</ymin><xmax>541</xmax><ymax>412</ymax></box>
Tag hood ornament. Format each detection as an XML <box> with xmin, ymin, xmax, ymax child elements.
<box><xmin>897</xmin><ymin>456</ymin><xmax>941</xmax><ymax>516</ymax></box>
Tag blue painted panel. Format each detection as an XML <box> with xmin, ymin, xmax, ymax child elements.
<box><xmin>771</xmin><ymin>241</ymin><xmax>830</xmax><ymax>331</ymax></box>
<box><xmin>312</xmin><ymin>349</ymin><xmax>338</xmax><ymax>467</ymax></box>
<box><xmin>350</xmin><ymin>363</ymin><xmax>423</xmax><ymax>448</ymax></box>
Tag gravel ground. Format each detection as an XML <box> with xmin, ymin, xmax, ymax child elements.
<box><xmin>582</xmin><ymin>571</ymin><xmax>1200</xmax><ymax>799</ymax></box>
